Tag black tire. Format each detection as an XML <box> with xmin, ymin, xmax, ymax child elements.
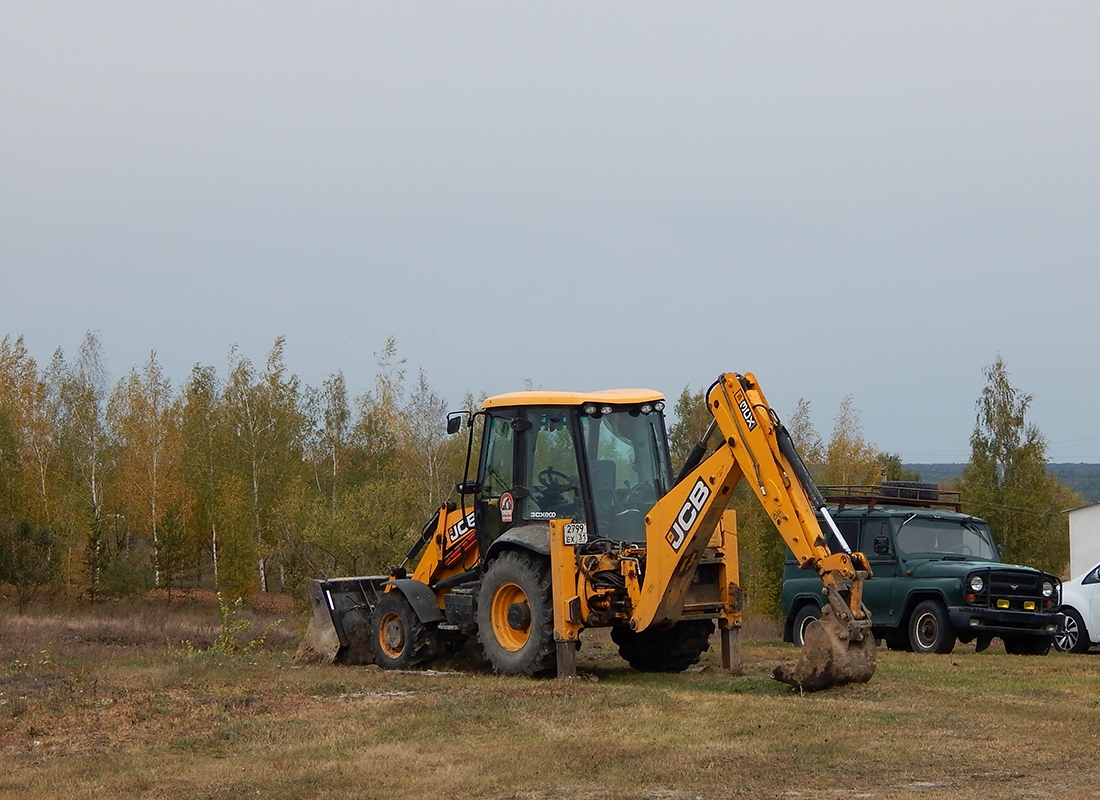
<box><xmin>436</xmin><ymin>633</ymin><xmax>469</xmax><ymax>659</ymax></box>
<box><xmin>791</xmin><ymin>604</ymin><xmax>822</xmax><ymax>648</ymax></box>
<box><xmin>1054</xmin><ymin>608</ymin><xmax>1090</xmax><ymax>653</ymax></box>
<box><xmin>611</xmin><ymin>620</ymin><xmax>714</xmax><ymax>672</ymax></box>
<box><xmin>476</xmin><ymin>550</ymin><xmax>556</xmax><ymax>676</ymax></box>
<box><xmin>371</xmin><ymin>590</ymin><xmax>434</xmax><ymax>669</ymax></box>
<box><xmin>884</xmin><ymin>632</ymin><xmax>912</xmax><ymax>651</ymax></box>
<box><xmin>908</xmin><ymin>599</ymin><xmax>956</xmax><ymax>654</ymax></box>
<box><xmin>1003</xmin><ymin>635</ymin><xmax>1053</xmax><ymax>656</ymax></box>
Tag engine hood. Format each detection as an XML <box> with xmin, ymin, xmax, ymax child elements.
<box><xmin>903</xmin><ymin>556</ymin><xmax>1047</xmax><ymax>579</ymax></box>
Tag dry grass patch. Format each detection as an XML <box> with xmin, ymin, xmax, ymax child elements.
<box><xmin>3</xmin><ymin>603</ymin><xmax>1100</xmax><ymax>799</ymax></box>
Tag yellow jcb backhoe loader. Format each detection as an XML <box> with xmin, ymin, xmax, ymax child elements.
<box><xmin>300</xmin><ymin>372</ymin><xmax>876</xmax><ymax>690</ymax></box>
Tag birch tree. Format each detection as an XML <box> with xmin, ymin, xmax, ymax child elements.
<box><xmin>47</xmin><ymin>333</ymin><xmax>113</xmax><ymax>598</ymax></box>
<box><xmin>107</xmin><ymin>352</ymin><xmax>184</xmax><ymax>588</ymax></box>
<box><xmin>181</xmin><ymin>365</ymin><xmax>225</xmax><ymax>588</ymax></box>
<box><xmin>221</xmin><ymin>339</ymin><xmax>306</xmax><ymax>592</ymax></box>
<box><xmin>305</xmin><ymin>372</ymin><xmax>351</xmax><ymax>510</ymax></box>
<box><xmin>0</xmin><ymin>336</ymin><xmax>58</xmax><ymax>529</ymax></box>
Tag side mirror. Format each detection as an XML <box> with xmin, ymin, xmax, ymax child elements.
<box><xmin>873</xmin><ymin>535</ymin><xmax>891</xmax><ymax>556</ymax></box>
<box><xmin>446</xmin><ymin>414</ymin><xmax>463</xmax><ymax>435</ymax></box>
<box><xmin>455</xmin><ymin>480</ymin><xmax>481</xmax><ymax>495</ymax></box>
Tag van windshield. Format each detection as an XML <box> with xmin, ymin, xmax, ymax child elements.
<box><xmin>894</xmin><ymin>517</ymin><xmax>998</xmax><ymax>560</ymax></box>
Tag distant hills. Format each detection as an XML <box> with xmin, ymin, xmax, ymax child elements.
<box><xmin>904</xmin><ymin>463</ymin><xmax>1100</xmax><ymax>505</ymax></box>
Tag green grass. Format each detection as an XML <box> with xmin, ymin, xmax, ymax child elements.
<box><xmin>3</xmin><ymin>600</ymin><xmax>1100</xmax><ymax>799</ymax></box>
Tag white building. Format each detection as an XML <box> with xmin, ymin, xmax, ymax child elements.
<box><xmin>1067</xmin><ymin>502</ymin><xmax>1100</xmax><ymax>579</ymax></box>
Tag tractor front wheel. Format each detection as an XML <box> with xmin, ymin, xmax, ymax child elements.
<box><xmin>371</xmin><ymin>590</ymin><xmax>433</xmax><ymax>669</ymax></box>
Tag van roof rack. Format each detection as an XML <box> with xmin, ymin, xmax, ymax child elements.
<box><xmin>818</xmin><ymin>481</ymin><xmax>963</xmax><ymax>512</ymax></box>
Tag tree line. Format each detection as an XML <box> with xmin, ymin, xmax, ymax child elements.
<box><xmin>0</xmin><ymin>333</ymin><xmax>468</xmax><ymax>609</ymax></box>
<box><xmin>0</xmin><ymin>332</ymin><xmax>1076</xmax><ymax>620</ymax></box>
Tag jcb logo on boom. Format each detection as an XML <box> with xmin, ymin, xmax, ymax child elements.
<box><xmin>666</xmin><ymin>478</ymin><xmax>711</xmax><ymax>553</ymax></box>
<box><xmin>735</xmin><ymin>391</ymin><xmax>757</xmax><ymax>432</ymax></box>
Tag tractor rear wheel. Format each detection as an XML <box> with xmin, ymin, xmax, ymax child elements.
<box><xmin>611</xmin><ymin>619</ymin><xmax>714</xmax><ymax>672</ymax></box>
<box><xmin>371</xmin><ymin>590</ymin><xmax>434</xmax><ymax>669</ymax></box>
<box><xmin>476</xmin><ymin>550</ymin><xmax>556</xmax><ymax>676</ymax></box>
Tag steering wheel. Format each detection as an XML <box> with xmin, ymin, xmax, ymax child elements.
<box><xmin>621</xmin><ymin>481</ymin><xmax>651</xmax><ymax>510</ymax></box>
<box><xmin>538</xmin><ymin>466</ymin><xmax>573</xmax><ymax>490</ymax></box>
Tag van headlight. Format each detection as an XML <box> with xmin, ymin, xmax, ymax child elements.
<box><xmin>969</xmin><ymin>575</ymin><xmax>984</xmax><ymax>592</ymax></box>
<box><xmin>1041</xmin><ymin>581</ymin><xmax>1054</xmax><ymax>598</ymax></box>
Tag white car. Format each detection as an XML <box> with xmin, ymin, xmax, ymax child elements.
<box><xmin>1054</xmin><ymin>562</ymin><xmax>1100</xmax><ymax>653</ymax></box>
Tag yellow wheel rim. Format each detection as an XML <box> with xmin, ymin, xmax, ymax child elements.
<box><xmin>491</xmin><ymin>581</ymin><xmax>531</xmax><ymax>652</ymax></box>
<box><xmin>377</xmin><ymin>610</ymin><xmax>406</xmax><ymax>659</ymax></box>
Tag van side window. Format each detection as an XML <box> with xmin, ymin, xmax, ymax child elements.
<box><xmin>830</xmin><ymin>520</ymin><xmax>859</xmax><ymax>552</ymax></box>
<box><xmin>861</xmin><ymin>519</ymin><xmax>892</xmax><ymax>559</ymax></box>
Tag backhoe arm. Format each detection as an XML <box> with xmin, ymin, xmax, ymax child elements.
<box><xmin>635</xmin><ymin>372</ymin><xmax>876</xmax><ymax>690</ymax></box>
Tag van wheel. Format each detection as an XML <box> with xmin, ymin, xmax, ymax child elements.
<box><xmin>908</xmin><ymin>600</ymin><xmax>955</xmax><ymax>654</ymax></box>
<box><xmin>884</xmin><ymin>633</ymin><xmax>912</xmax><ymax>651</ymax></box>
<box><xmin>792</xmin><ymin>604</ymin><xmax>822</xmax><ymax>648</ymax></box>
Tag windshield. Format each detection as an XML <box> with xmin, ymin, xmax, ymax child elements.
<box><xmin>580</xmin><ymin>409</ymin><xmax>672</xmax><ymax>542</ymax></box>
<box><xmin>894</xmin><ymin>516</ymin><xmax>998</xmax><ymax>560</ymax></box>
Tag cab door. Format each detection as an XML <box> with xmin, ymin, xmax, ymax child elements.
<box><xmin>475</xmin><ymin>410</ymin><xmax>521</xmax><ymax>555</ymax></box>
<box><xmin>475</xmin><ymin>406</ymin><xmax>587</xmax><ymax>556</ymax></box>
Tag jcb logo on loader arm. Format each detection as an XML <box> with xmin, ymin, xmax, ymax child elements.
<box><xmin>666</xmin><ymin>478</ymin><xmax>711</xmax><ymax>553</ymax></box>
<box><xmin>447</xmin><ymin>511</ymin><xmax>476</xmax><ymax>544</ymax></box>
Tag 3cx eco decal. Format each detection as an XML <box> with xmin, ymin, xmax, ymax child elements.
<box><xmin>665</xmin><ymin>478</ymin><xmax>711</xmax><ymax>553</ymax></box>
<box><xmin>734</xmin><ymin>390</ymin><xmax>757</xmax><ymax>432</ymax></box>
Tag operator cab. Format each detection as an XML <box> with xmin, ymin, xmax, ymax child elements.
<box><xmin>469</xmin><ymin>389</ymin><xmax>673</xmax><ymax>551</ymax></box>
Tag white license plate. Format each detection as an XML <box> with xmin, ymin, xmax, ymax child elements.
<box><xmin>563</xmin><ymin>523</ymin><xmax>588</xmax><ymax>545</ymax></box>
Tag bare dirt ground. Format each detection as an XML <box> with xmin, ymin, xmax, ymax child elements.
<box><xmin>2</xmin><ymin>597</ymin><xmax>1099</xmax><ymax>800</ymax></box>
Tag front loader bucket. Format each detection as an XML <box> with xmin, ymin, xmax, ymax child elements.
<box><xmin>294</xmin><ymin>579</ymin><xmax>376</xmax><ymax>665</ymax></box>
<box><xmin>772</xmin><ymin>605</ymin><xmax>876</xmax><ymax>691</ymax></box>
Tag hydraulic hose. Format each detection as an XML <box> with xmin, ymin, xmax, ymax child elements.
<box><xmin>774</xmin><ymin>420</ymin><xmax>853</xmax><ymax>555</ymax></box>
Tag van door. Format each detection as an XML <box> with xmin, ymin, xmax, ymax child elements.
<box><xmin>859</xmin><ymin>517</ymin><xmax>899</xmax><ymax>627</ymax></box>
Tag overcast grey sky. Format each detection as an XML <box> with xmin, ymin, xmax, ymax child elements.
<box><xmin>2</xmin><ymin>4</ymin><xmax>1098</xmax><ymax>462</ymax></box>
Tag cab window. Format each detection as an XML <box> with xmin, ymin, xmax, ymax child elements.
<box><xmin>480</xmin><ymin>414</ymin><xmax>515</xmax><ymax>499</ymax></box>
<box><xmin>523</xmin><ymin>409</ymin><xmax>584</xmax><ymax>523</ymax></box>
<box><xmin>580</xmin><ymin>409</ymin><xmax>669</xmax><ymax>542</ymax></box>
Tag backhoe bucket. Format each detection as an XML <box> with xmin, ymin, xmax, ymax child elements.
<box><xmin>294</xmin><ymin>579</ymin><xmax>376</xmax><ymax>665</ymax></box>
<box><xmin>772</xmin><ymin>605</ymin><xmax>876</xmax><ymax>691</ymax></box>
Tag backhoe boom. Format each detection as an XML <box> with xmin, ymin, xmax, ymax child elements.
<box><xmin>636</xmin><ymin>372</ymin><xmax>875</xmax><ymax>689</ymax></box>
